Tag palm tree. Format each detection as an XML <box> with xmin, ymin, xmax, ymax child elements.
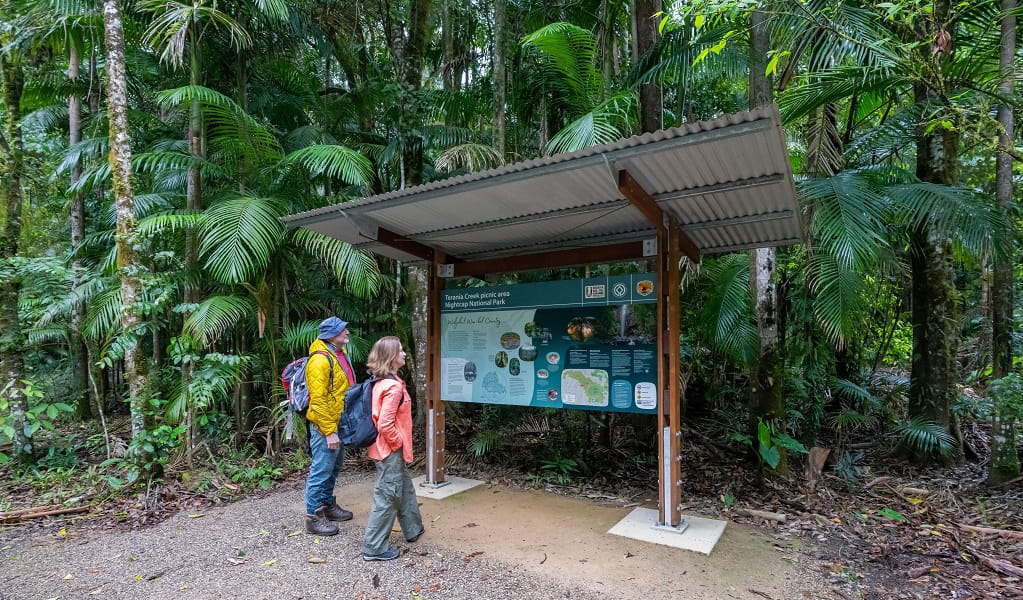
<box><xmin>102</xmin><ymin>0</ymin><xmax>150</xmax><ymax>444</ymax></box>
<box><xmin>777</xmin><ymin>0</ymin><xmax>1014</xmax><ymax>458</ymax></box>
<box><xmin>1</xmin><ymin>6</ymin><xmax>31</xmax><ymax>462</ymax></box>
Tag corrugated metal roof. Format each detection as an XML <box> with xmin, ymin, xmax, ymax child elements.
<box><xmin>285</xmin><ymin>104</ymin><xmax>803</xmax><ymax>265</ymax></box>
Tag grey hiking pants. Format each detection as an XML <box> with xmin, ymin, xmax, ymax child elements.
<box><xmin>361</xmin><ymin>450</ymin><xmax>424</xmax><ymax>556</ymax></box>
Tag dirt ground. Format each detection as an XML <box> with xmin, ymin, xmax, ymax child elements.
<box><xmin>0</xmin><ymin>469</ymin><xmax>824</xmax><ymax>600</ymax></box>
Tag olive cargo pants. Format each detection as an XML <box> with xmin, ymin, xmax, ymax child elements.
<box><xmin>361</xmin><ymin>450</ymin><xmax>424</xmax><ymax>556</ymax></box>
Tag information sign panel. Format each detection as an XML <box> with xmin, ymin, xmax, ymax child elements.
<box><xmin>440</xmin><ymin>274</ymin><xmax>658</xmax><ymax>414</ymax></box>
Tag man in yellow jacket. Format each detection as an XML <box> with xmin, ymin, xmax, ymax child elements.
<box><xmin>304</xmin><ymin>316</ymin><xmax>357</xmax><ymax>535</ymax></box>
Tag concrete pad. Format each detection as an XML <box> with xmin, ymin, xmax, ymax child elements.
<box><xmin>607</xmin><ymin>507</ymin><xmax>727</xmax><ymax>555</ymax></box>
<box><xmin>411</xmin><ymin>474</ymin><xmax>484</xmax><ymax>499</ymax></box>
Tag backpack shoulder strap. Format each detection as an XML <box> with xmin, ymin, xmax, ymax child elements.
<box><xmin>309</xmin><ymin>349</ymin><xmax>336</xmax><ymax>389</ymax></box>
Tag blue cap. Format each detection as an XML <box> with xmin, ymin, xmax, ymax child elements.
<box><xmin>317</xmin><ymin>317</ymin><xmax>349</xmax><ymax>340</ymax></box>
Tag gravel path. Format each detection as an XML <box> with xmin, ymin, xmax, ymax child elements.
<box><xmin>1</xmin><ymin>469</ymin><xmax>820</xmax><ymax>600</ymax></box>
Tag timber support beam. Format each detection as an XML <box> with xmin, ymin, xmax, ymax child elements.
<box><xmin>618</xmin><ymin>169</ymin><xmax>701</xmax><ymax>264</ymax></box>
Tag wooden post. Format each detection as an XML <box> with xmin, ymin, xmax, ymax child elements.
<box><xmin>620</xmin><ymin>168</ymin><xmax>689</xmax><ymax>528</ymax></box>
<box><xmin>655</xmin><ymin>220</ymin><xmax>672</xmax><ymax>526</ymax></box>
<box><xmin>666</xmin><ymin>220</ymin><xmax>683</xmax><ymax>527</ymax></box>
<box><xmin>426</xmin><ymin>251</ymin><xmax>447</xmax><ymax>485</ymax></box>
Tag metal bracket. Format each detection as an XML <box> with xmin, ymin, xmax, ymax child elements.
<box><xmin>420</xmin><ymin>480</ymin><xmax>452</xmax><ymax>489</ymax></box>
<box><xmin>437</xmin><ymin>263</ymin><xmax>454</xmax><ymax>277</ymax></box>
<box><xmin>643</xmin><ymin>238</ymin><xmax>657</xmax><ymax>257</ymax></box>
<box><xmin>652</xmin><ymin>519</ymin><xmax>690</xmax><ymax>534</ymax></box>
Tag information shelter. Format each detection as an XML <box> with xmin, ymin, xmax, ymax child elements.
<box><xmin>285</xmin><ymin>104</ymin><xmax>802</xmax><ymax>531</ymax></box>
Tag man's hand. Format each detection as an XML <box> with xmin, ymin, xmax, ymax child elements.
<box><xmin>326</xmin><ymin>432</ymin><xmax>340</xmax><ymax>450</ymax></box>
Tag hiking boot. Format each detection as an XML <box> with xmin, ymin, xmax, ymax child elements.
<box><xmin>406</xmin><ymin>528</ymin><xmax>424</xmax><ymax>543</ymax></box>
<box><xmin>363</xmin><ymin>547</ymin><xmax>401</xmax><ymax>561</ymax></box>
<box><xmin>321</xmin><ymin>503</ymin><xmax>353</xmax><ymax>522</ymax></box>
<box><xmin>305</xmin><ymin>508</ymin><xmax>339</xmax><ymax>536</ymax></box>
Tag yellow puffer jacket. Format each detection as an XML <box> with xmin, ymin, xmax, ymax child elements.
<box><xmin>305</xmin><ymin>339</ymin><xmax>352</xmax><ymax>436</ymax></box>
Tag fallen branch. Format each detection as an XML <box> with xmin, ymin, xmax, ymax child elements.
<box><xmin>956</xmin><ymin>523</ymin><xmax>1023</xmax><ymax>540</ymax></box>
<box><xmin>0</xmin><ymin>504</ymin><xmax>63</xmax><ymax>518</ymax></box>
<box><xmin>896</xmin><ymin>487</ymin><xmax>930</xmax><ymax>496</ymax></box>
<box><xmin>865</xmin><ymin>476</ymin><xmax>892</xmax><ymax>489</ymax></box>
<box><xmin>0</xmin><ymin>505</ymin><xmax>89</xmax><ymax>523</ymax></box>
<box><xmin>966</xmin><ymin>547</ymin><xmax>1023</xmax><ymax>578</ymax></box>
<box><xmin>737</xmin><ymin>508</ymin><xmax>787</xmax><ymax>523</ymax></box>
<box><xmin>748</xmin><ymin>589</ymin><xmax>775</xmax><ymax>600</ymax></box>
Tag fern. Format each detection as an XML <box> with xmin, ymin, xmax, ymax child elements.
<box><xmin>467</xmin><ymin>429</ymin><xmax>501</xmax><ymax>458</ymax></box>
<box><xmin>895</xmin><ymin>418</ymin><xmax>957</xmax><ymax>456</ymax></box>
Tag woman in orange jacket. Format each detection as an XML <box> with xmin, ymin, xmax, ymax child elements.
<box><xmin>360</xmin><ymin>336</ymin><xmax>425</xmax><ymax>561</ymax></box>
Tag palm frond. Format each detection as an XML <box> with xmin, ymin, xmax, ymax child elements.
<box><xmin>288</xmin><ymin>227</ymin><xmax>380</xmax><ymax>298</ymax></box>
<box><xmin>26</xmin><ymin>325</ymin><xmax>67</xmax><ymax>346</ymax></box>
<box><xmin>833</xmin><ymin>378</ymin><xmax>879</xmax><ymax>409</ymax></box>
<box><xmin>697</xmin><ymin>253</ymin><xmax>757</xmax><ymax>364</ymax></box>
<box><xmin>183</xmin><ymin>295</ymin><xmax>256</xmax><ymax>349</ymax></box>
<box><xmin>895</xmin><ymin>417</ymin><xmax>957</xmax><ymax>456</ymax></box>
<box><xmin>887</xmin><ymin>182</ymin><xmax>998</xmax><ymax>258</ymax></box>
<box><xmin>807</xmin><ymin>252</ymin><xmax>869</xmax><ymax>347</ymax></box>
<box><xmin>434</xmin><ymin>143</ymin><xmax>504</xmax><ymax>173</ymax></box>
<box><xmin>133</xmin><ymin>150</ymin><xmax>232</xmax><ymax>181</ymax></box>
<box><xmin>279</xmin><ymin>320</ymin><xmax>319</xmax><ymax>357</ymax></box>
<box><xmin>55</xmin><ymin>136</ymin><xmax>108</xmax><ymax>177</ymax></box>
<box><xmin>521</xmin><ymin>22</ymin><xmax>603</xmax><ymax>108</ymax></box>
<box><xmin>23</xmin><ymin>104</ymin><xmax>70</xmax><ymax>132</ymax></box>
<box><xmin>279</xmin><ymin>144</ymin><xmax>373</xmax><ymax>187</ymax></box>
<box><xmin>140</xmin><ymin>0</ymin><xmax>251</xmax><ymax>67</ymax></box>
<box><xmin>200</xmin><ymin>194</ymin><xmax>285</xmax><ymax>284</ymax></box>
<box><xmin>82</xmin><ymin>286</ymin><xmax>123</xmax><ymax>341</ymax></box>
<box><xmin>544</xmin><ymin>92</ymin><xmax>637</xmax><ymax>155</ymax></box>
<box><xmin>780</xmin><ymin>65</ymin><xmax>908</xmax><ymax>124</ymax></box>
<box><xmin>137</xmin><ymin>210</ymin><xmax>205</xmax><ymax>239</ymax></box>
<box><xmin>156</xmin><ymin>85</ymin><xmax>280</xmax><ymax>163</ymax></box>
<box><xmin>800</xmin><ymin>170</ymin><xmax>889</xmax><ymax>269</ymax></box>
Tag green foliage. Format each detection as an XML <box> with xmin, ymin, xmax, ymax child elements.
<box><xmin>876</xmin><ymin>507</ymin><xmax>907</xmax><ymax>522</ymax></box>
<box><xmin>989</xmin><ymin>373</ymin><xmax>1023</xmax><ymax>419</ymax></box>
<box><xmin>102</xmin><ymin>424</ymin><xmax>186</xmax><ymax>484</ymax></box>
<box><xmin>755</xmin><ymin>419</ymin><xmax>809</xmax><ymax>470</ymax></box>
<box><xmin>835</xmin><ymin>450</ymin><xmax>864</xmax><ymax>484</ymax></box>
<box><xmin>697</xmin><ymin>254</ymin><xmax>757</xmax><ymax>364</ymax></box>
<box><xmin>0</xmin><ymin>379</ymin><xmax>75</xmax><ymax>463</ymax></box>
<box><xmin>538</xmin><ymin>455</ymin><xmax>579</xmax><ymax>485</ymax></box>
<box><xmin>895</xmin><ymin>417</ymin><xmax>958</xmax><ymax>456</ymax></box>
<box><xmin>223</xmin><ymin>456</ymin><xmax>284</xmax><ymax>490</ymax></box>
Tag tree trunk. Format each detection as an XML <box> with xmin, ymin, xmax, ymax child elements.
<box><xmin>385</xmin><ymin>0</ymin><xmax>434</xmax><ymax>405</ymax></box>
<box><xmin>986</xmin><ymin>406</ymin><xmax>1020</xmax><ymax>485</ymax></box>
<box><xmin>68</xmin><ymin>43</ymin><xmax>93</xmax><ymax>419</ymax></box>
<box><xmin>103</xmin><ymin>0</ymin><xmax>148</xmax><ymax>441</ymax></box>
<box><xmin>493</xmin><ymin>0</ymin><xmax>506</xmax><ymax>158</ymax></box>
<box><xmin>180</xmin><ymin>29</ymin><xmax>204</xmax><ymax>453</ymax></box>
<box><xmin>442</xmin><ymin>0</ymin><xmax>455</xmax><ymax>91</ymax></box>
<box><xmin>986</xmin><ymin>0</ymin><xmax>1017</xmax><ymax>485</ymax></box>
<box><xmin>907</xmin><ymin>0</ymin><xmax>960</xmax><ymax>457</ymax></box>
<box><xmin>991</xmin><ymin>0</ymin><xmax>1015</xmax><ymax>379</ymax></box>
<box><xmin>631</xmin><ymin>0</ymin><xmax>661</xmax><ymax>132</ymax></box>
<box><xmin>748</xmin><ymin>7</ymin><xmax>787</xmax><ymax>475</ymax></box>
<box><xmin>1</xmin><ymin>52</ymin><xmax>30</xmax><ymax>462</ymax></box>
<box><xmin>408</xmin><ymin>265</ymin><xmax>429</xmax><ymax>427</ymax></box>
<box><xmin>185</xmin><ymin>30</ymin><xmax>202</xmax><ymax>305</ymax></box>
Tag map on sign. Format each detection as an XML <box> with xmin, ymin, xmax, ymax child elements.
<box><xmin>480</xmin><ymin>372</ymin><xmax>507</xmax><ymax>402</ymax></box>
<box><xmin>561</xmin><ymin>369</ymin><xmax>609</xmax><ymax>407</ymax></box>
